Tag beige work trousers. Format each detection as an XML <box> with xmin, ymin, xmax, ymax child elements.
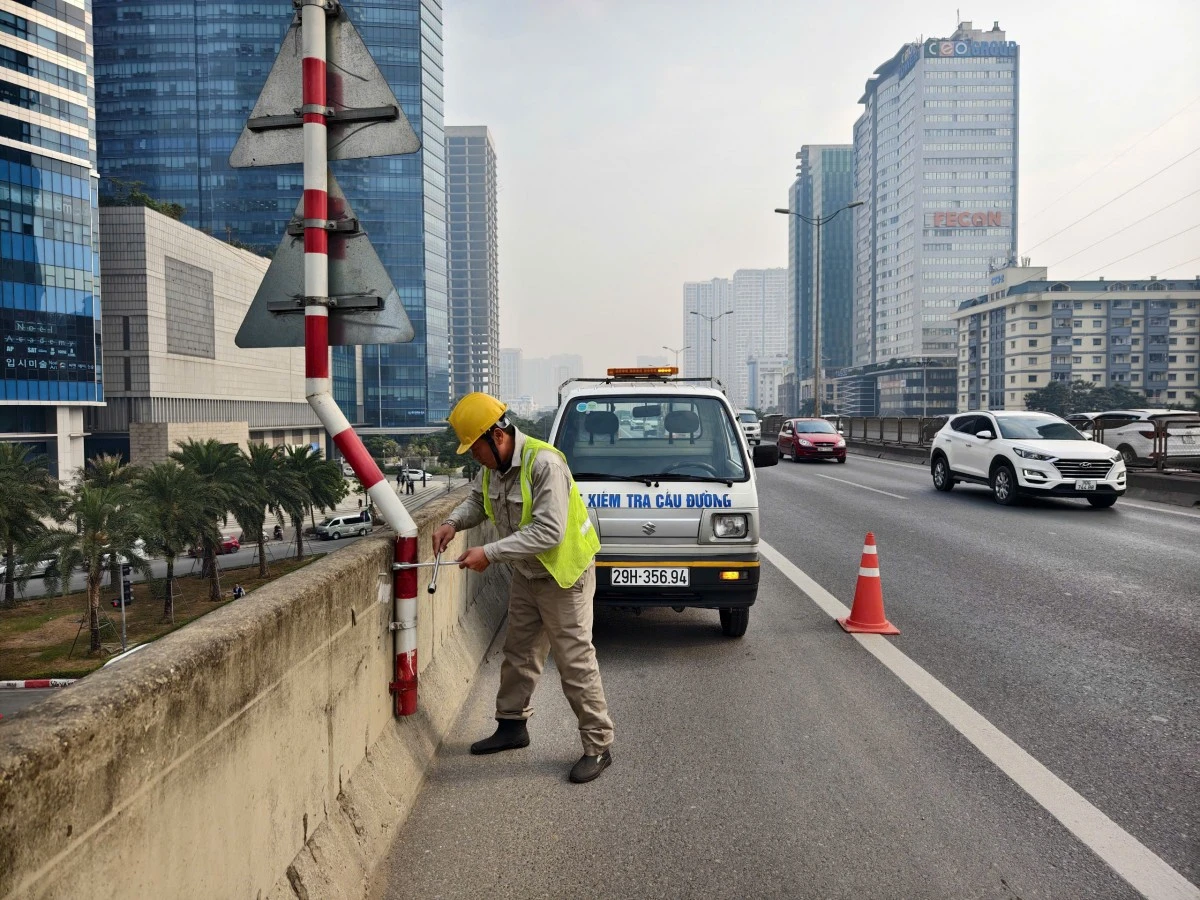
<box><xmin>495</xmin><ymin>564</ymin><xmax>614</xmax><ymax>754</ymax></box>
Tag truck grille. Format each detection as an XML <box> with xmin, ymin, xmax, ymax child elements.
<box><xmin>1053</xmin><ymin>459</ymin><xmax>1113</xmax><ymax>479</ymax></box>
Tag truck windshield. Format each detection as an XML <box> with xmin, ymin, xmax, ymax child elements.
<box><xmin>554</xmin><ymin>395</ymin><xmax>749</xmax><ymax>482</ymax></box>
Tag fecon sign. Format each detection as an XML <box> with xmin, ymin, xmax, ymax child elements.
<box><xmin>932</xmin><ymin>211</ymin><xmax>1004</xmax><ymax>227</ymax></box>
<box><xmin>925</xmin><ymin>38</ymin><xmax>1018</xmax><ymax>58</ymax></box>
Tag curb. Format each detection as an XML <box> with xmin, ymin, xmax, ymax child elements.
<box><xmin>0</xmin><ymin>679</ymin><xmax>75</xmax><ymax>690</ymax></box>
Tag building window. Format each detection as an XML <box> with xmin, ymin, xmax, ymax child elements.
<box><xmin>1092</xmin><ymin>374</ymin><xmax>1102</xmax><ymax>381</ymax></box>
<box><xmin>1028</xmin><ymin>322</ymin><xmax>1037</xmax><ymax>330</ymax></box>
<box><xmin>1092</xmin><ymin>320</ymin><xmax>1103</xmax><ymax>327</ymax></box>
<box><xmin>1027</xmin><ymin>375</ymin><xmax>1037</xmax><ymax>383</ymax></box>
<box><xmin>1028</xmin><ymin>357</ymin><xmax>1037</xmax><ymax>364</ymax></box>
<box><xmin>1092</xmin><ymin>355</ymin><xmax>1102</xmax><ymax>364</ymax></box>
<box><xmin>1028</xmin><ymin>339</ymin><xmax>1038</xmax><ymax>347</ymax></box>
<box><xmin>1092</xmin><ymin>338</ymin><xmax>1102</xmax><ymax>346</ymax></box>
<box><xmin>123</xmin><ymin>358</ymin><xmax>131</xmax><ymax>392</ymax></box>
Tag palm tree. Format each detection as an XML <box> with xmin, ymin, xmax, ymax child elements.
<box><xmin>235</xmin><ymin>443</ymin><xmax>303</xmax><ymax>578</ymax></box>
<box><xmin>80</xmin><ymin>453</ymin><xmax>141</xmax><ymax>610</ymax></box>
<box><xmin>170</xmin><ymin>439</ymin><xmax>249</xmax><ymax>601</ymax></box>
<box><xmin>39</xmin><ymin>484</ymin><xmax>151</xmax><ymax>654</ymax></box>
<box><xmin>137</xmin><ymin>461</ymin><xmax>206</xmax><ymax>621</ymax></box>
<box><xmin>0</xmin><ymin>443</ymin><xmax>61</xmax><ymax>607</ymax></box>
<box><xmin>282</xmin><ymin>446</ymin><xmax>348</xmax><ymax>560</ymax></box>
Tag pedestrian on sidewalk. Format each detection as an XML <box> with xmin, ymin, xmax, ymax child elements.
<box><xmin>406</xmin><ymin>473</ymin><xmax>415</xmax><ymax>495</ymax></box>
<box><xmin>421</xmin><ymin>471</ymin><xmax>427</xmax><ymax>488</ymax></box>
<box><xmin>432</xmin><ymin>392</ymin><xmax>613</xmax><ymax>784</ymax></box>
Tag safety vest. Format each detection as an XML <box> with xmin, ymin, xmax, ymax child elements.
<box><xmin>482</xmin><ymin>436</ymin><xmax>601</xmax><ymax>589</ymax></box>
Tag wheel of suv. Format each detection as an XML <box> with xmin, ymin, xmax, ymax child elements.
<box><xmin>1087</xmin><ymin>495</ymin><xmax>1118</xmax><ymax>509</ymax></box>
<box><xmin>931</xmin><ymin>455</ymin><xmax>954</xmax><ymax>492</ymax></box>
<box><xmin>719</xmin><ymin>607</ymin><xmax>749</xmax><ymax>638</ymax></box>
<box><xmin>332</xmin><ymin>531</ymin><xmax>341</xmax><ymax>540</ymax></box>
<box><xmin>990</xmin><ymin>462</ymin><xmax>1019</xmax><ymax>506</ymax></box>
<box><xmin>1117</xmin><ymin>444</ymin><xmax>1137</xmax><ymax>467</ymax></box>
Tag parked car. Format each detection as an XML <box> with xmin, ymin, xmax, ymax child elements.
<box><xmin>341</xmin><ymin>461</ymin><xmax>355</xmax><ymax>477</ymax></box>
<box><xmin>929</xmin><ymin>410</ymin><xmax>1126</xmax><ymax>507</ymax></box>
<box><xmin>0</xmin><ymin>556</ymin><xmax>59</xmax><ymax>579</ymax></box>
<box><xmin>736</xmin><ymin>409</ymin><xmax>762</xmax><ymax>445</ymax></box>
<box><xmin>1087</xmin><ymin>409</ymin><xmax>1200</xmax><ymax>466</ymax></box>
<box><xmin>315</xmin><ymin>511</ymin><xmax>373</xmax><ymax>540</ymax></box>
<box><xmin>776</xmin><ymin>417</ymin><xmax>847</xmax><ymax>463</ymax></box>
<box><xmin>399</xmin><ymin>468</ymin><xmax>427</xmax><ymax>481</ymax></box>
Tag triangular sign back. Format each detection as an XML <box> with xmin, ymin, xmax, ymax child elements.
<box><xmin>230</xmin><ymin>8</ymin><xmax>420</xmax><ymax>168</ymax></box>
<box><xmin>235</xmin><ymin>172</ymin><xmax>415</xmax><ymax>349</ymax></box>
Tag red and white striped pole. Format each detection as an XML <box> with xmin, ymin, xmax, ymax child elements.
<box><xmin>299</xmin><ymin>0</ymin><xmax>420</xmax><ymax>716</ymax></box>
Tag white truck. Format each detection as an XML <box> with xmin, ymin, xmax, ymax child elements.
<box><xmin>550</xmin><ymin>367</ymin><xmax>779</xmax><ymax>637</ymax></box>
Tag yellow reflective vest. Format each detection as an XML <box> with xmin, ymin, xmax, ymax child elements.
<box><xmin>482</xmin><ymin>437</ymin><xmax>600</xmax><ymax>589</ymax></box>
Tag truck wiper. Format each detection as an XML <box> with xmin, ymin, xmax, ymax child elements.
<box><xmin>572</xmin><ymin>472</ymin><xmax>659</xmax><ymax>487</ymax></box>
<box><xmin>640</xmin><ymin>472</ymin><xmax>735</xmax><ymax>487</ymax></box>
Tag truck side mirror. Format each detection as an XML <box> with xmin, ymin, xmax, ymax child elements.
<box><xmin>753</xmin><ymin>444</ymin><xmax>779</xmax><ymax>468</ymax></box>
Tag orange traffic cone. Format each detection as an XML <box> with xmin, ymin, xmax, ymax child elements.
<box><xmin>838</xmin><ymin>532</ymin><xmax>899</xmax><ymax>635</ymax></box>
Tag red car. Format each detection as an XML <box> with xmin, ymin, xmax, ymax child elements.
<box><xmin>777</xmin><ymin>417</ymin><xmax>847</xmax><ymax>463</ymax></box>
<box><xmin>219</xmin><ymin>536</ymin><xmax>241</xmax><ymax>554</ymax></box>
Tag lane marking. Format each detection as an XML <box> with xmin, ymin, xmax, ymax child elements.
<box><xmin>760</xmin><ymin>540</ymin><xmax>1200</xmax><ymax>900</ymax></box>
<box><xmin>810</xmin><ymin>472</ymin><xmax>908</xmax><ymax>500</ymax></box>
<box><xmin>1119</xmin><ymin>501</ymin><xmax>1200</xmax><ymax>521</ymax></box>
<box><xmin>849</xmin><ymin>454</ymin><xmax>927</xmax><ymax>471</ymax></box>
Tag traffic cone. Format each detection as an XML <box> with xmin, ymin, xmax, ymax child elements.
<box><xmin>838</xmin><ymin>532</ymin><xmax>899</xmax><ymax>635</ymax></box>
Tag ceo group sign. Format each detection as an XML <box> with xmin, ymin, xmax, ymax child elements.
<box><xmin>925</xmin><ymin>38</ymin><xmax>1018</xmax><ymax>58</ymax></box>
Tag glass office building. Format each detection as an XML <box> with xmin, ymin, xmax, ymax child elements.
<box><xmin>93</xmin><ymin>0</ymin><xmax>447</xmax><ymax>430</ymax></box>
<box><xmin>1</xmin><ymin>0</ymin><xmax>102</xmax><ymax>479</ymax></box>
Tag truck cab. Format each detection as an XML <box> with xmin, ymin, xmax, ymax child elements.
<box><xmin>550</xmin><ymin>367</ymin><xmax>778</xmax><ymax>637</ymax></box>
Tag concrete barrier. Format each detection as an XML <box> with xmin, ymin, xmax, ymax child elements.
<box><xmin>0</xmin><ymin>487</ymin><xmax>508</xmax><ymax>900</ymax></box>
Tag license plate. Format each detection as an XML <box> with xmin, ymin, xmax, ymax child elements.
<box><xmin>1075</xmin><ymin>479</ymin><xmax>1097</xmax><ymax>491</ymax></box>
<box><xmin>819</xmin><ymin>447</ymin><xmax>832</xmax><ymax>452</ymax></box>
<box><xmin>610</xmin><ymin>567</ymin><xmax>689</xmax><ymax>587</ymax></box>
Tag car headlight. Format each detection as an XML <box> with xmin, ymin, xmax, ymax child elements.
<box><xmin>796</xmin><ymin>438</ymin><xmax>813</xmax><ymax>447</ymax></box>
<box><xmin>712</xmin><ymin>514</ymin><xmax>748</xmax><ymax>539</ymax></box>
<box><xmin>1012</xmin><ymin>447</ymin><xmax>1054</xmax><ymax>461</ymax></box>
<box><xmin>835</xmin><ymin>438</ymin><xmax>846</xmax><ymax>447</ymax></box>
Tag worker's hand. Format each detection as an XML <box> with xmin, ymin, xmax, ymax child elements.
<box><xmin>457</xmin><ymin>546</ymin><xmax>490</xmax><ymax>572</ymax></box>
<box><xmin>432</xmin><ymin>523</ymin><xmax>456</xmax><ymax>555</ymax></box>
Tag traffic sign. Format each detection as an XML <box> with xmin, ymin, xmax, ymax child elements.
<box><xmin>229</xmin><ymin>7</ymin><xmax>420</xmax><ymax>168</ymax></box>
<box><xmin>234</xmin><ymin>171</ymin><xmax>415</xmax><ymax>349</ymax></box>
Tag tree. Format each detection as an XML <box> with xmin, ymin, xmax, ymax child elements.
<box><xmin>235</xmin><ymin>443</ymin><xmax>303</xmax><ymax>578</ymax></box>
<box><xmin>39</xmin><ymin>484</ymin><xmax>151</xmax><ymax>654</ymax></box>
<box><xmin>137</xmin><ymin>461</ymin><xmax>206</xmax><ymax>621</ymax></box>
<box><xmin>170</xmin><ymin>439</ymin><xmax>249</xmax><ymax>602</ymax></box>
<box><xmin>80</xmin><ymin>453</ymin><xmax>142</xmax><ymax>611</ymax></box>
<box><xmin>99</xmin><ymin>177</ymin><xmax>185</xmax><ymax>220</ymax></box>
<box><xmin>282</xmin><ymin>446</ymin><xmax>347</xmax><ymax>560</ymax></box>
<box><xmin>0</xmin><ymin>444</ymin><xmax>60</xmax><ymax>608</ymax></box>
<box><xmin>1026</xmin><ymin>380</ymin><xmax>1147</xmax><ymax>417</ymax></box>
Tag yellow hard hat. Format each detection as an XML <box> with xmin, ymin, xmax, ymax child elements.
<box><xmin>449</xmin><ymin>393</ymin><xmax>509</xmax><ymax>454</ymax></box>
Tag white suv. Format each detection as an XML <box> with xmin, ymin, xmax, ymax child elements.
<box><xmin>1088</xmin><ymin>409</ymin><xmax>1200</xmax><ymax>466</ymax></box>
<box><xmin>736</xmin><ymin>410</ymin><xmax>761</xmax><ymax>445</ymax></box>
<box><xmin>930</xmin><ymin>411</ymin><xmax>1126</xmax><ymax>508</ymax></box>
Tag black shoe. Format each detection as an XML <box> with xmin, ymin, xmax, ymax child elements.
<box><xmin>469</xmin><ymin>719</ymin><xmax>530</xmax><ymax>755</ymax></box>
<box><xmin>569</xmin><ymin>749</ymin><xmax>612</xmax><ymax>783</ymax></box>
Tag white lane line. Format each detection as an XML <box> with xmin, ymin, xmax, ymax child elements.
<box><xmin>760</xmin><ymin>540</ymin><xmax>1200</xmax><ymax>900</ymax></box>
<box><xmin>850</xmin><ymin>454</ymin><xmax>927</xmax><ymax>471</ymax></box>
<box><xmin>810</xmin><ymin>472</ymin><xmax>908</xmax><ymax>500</ymax></box>
<box><xmin>1119</xmin><ymin>501</ymin><xmax>1200</xmax><ymax>521</ymax></box>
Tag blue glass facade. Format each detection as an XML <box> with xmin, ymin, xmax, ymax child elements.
<box><xmin>0</xmin><ymin>1</ymin><xmax>102</xmax><ymax>408</ymax></box>
<box><xmin>93</xmin><ymin>0</ymin><xmax>447</xmax><ymax>428</ymax></box>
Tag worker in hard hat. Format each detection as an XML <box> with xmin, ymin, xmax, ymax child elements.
<box><xmin>432</xmin><ymin>392</ymin><xmax>614</xmax><ymax>784</ymax></box>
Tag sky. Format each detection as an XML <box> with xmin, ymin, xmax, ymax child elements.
<box><xmin>442</xmin><ymin>0</ymin><xmax>1200</xmax><ymax>374</ymax></box>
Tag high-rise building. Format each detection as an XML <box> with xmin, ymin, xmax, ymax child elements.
<box><xmin>682</xmin><ymin>278</ymin><xmax>735</xmax><ymax>387</ymax></box>
<box><xmin>732</xmin><ymin>268</ymin><xmax>788</xmax><ymax>409</ymax></box>
<box><xmin>786</xmin><ymin>146</ymin><xmax>855</xmax><ymax>388</ymax></box>
<box><xmin>446</xmin><ymin>126</ymin><xmax>498</xmax><ymax>402</ymax></box>
<box><xmin>852</xmin><ymin>20</ymin><xmax>1019</xmax><ymax>373</ymax></box>
<box><xmin>521</xmin><ymin>354</ymin><xmax>582</xmax><ymax>410</ymax></box>
<box><xmin>93</xmin><ymin>1</ymin><xmax>448</xmax><ymax>431</ymax></box>
<box><xmin>1</xmin><ymin>1</ymin><xmax>101</xmax><ymax>480</ymax></box>
<box><xmin>499</xmin><ymin>348</ymin><xmax>522</xmax><ymax>402</ymax></box>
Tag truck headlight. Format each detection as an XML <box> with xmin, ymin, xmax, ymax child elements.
<box><xmin>712</xmin><ymin>514</ymin><xmax>748</xmax><ymax>538</ymax></box>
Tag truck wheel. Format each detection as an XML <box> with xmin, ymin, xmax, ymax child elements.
<box><xmin>719</xmin><ymin>607</ymin><xmax>749</xmax><ymax>637</ymax></box>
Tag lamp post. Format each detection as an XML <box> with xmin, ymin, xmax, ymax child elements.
<box><xmin>775</xmin><ymin>200</ymin><xmax>863</xmax><ymax>416</ymax></box>
<box><xmin>688</xmin><ymin>309</ymin><xmax>734</xmax><ymax>385</ymax></box>
<box><xmin>661</xmin><ymin>344</ymin><xmax>690</xmax><ymax>371</ymax></box>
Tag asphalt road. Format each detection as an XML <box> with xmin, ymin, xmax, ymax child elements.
<box><xmin>371</xmin><ymin>454</ymin><xmax>1198</xmax><ymax>900</ymax></box>
<box><xmin>0</xmin><ymin>688</ymin><xmax>57</xmax><ymax>719</ymax></box>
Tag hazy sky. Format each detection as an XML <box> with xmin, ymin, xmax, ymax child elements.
<box><xmin>442</xmin><ymin>0</ymin><xmax>1200</xmax><ymax>373</ymax></box>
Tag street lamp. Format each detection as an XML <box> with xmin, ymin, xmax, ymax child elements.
<box><xmin>775</xmin><ymin>200</ymin><xmax>863</xmax><ymax>416</ymax></box>
<box><xmin>688</xmin><ymin>309</ymin><xmax>734</xmax><ymax>385</ymax></box>
<box><xmin>662</xmin><ymin>344</ymin><xmax>690</xmax><ymax>370</ymax></box>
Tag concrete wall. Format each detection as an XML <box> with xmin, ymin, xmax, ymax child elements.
<box><xmin>129</xmin><ymin>420</ymin><xmax>252</xmax><ymax>465</ymax></box>
<box><xmin>0</xmin><ymin>489</ymin><xmax>508</xmax><ymax>899</ymax></box>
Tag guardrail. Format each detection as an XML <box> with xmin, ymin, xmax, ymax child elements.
<box><xmin>762</xmin><ymin>415</ymin><xmax>947</xmax><ymax>448</ymax></box>
<box><xmin>1091</xmin><ymin>417</ymin><xmax>1200</xmax><ymax>473</ymax></box>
